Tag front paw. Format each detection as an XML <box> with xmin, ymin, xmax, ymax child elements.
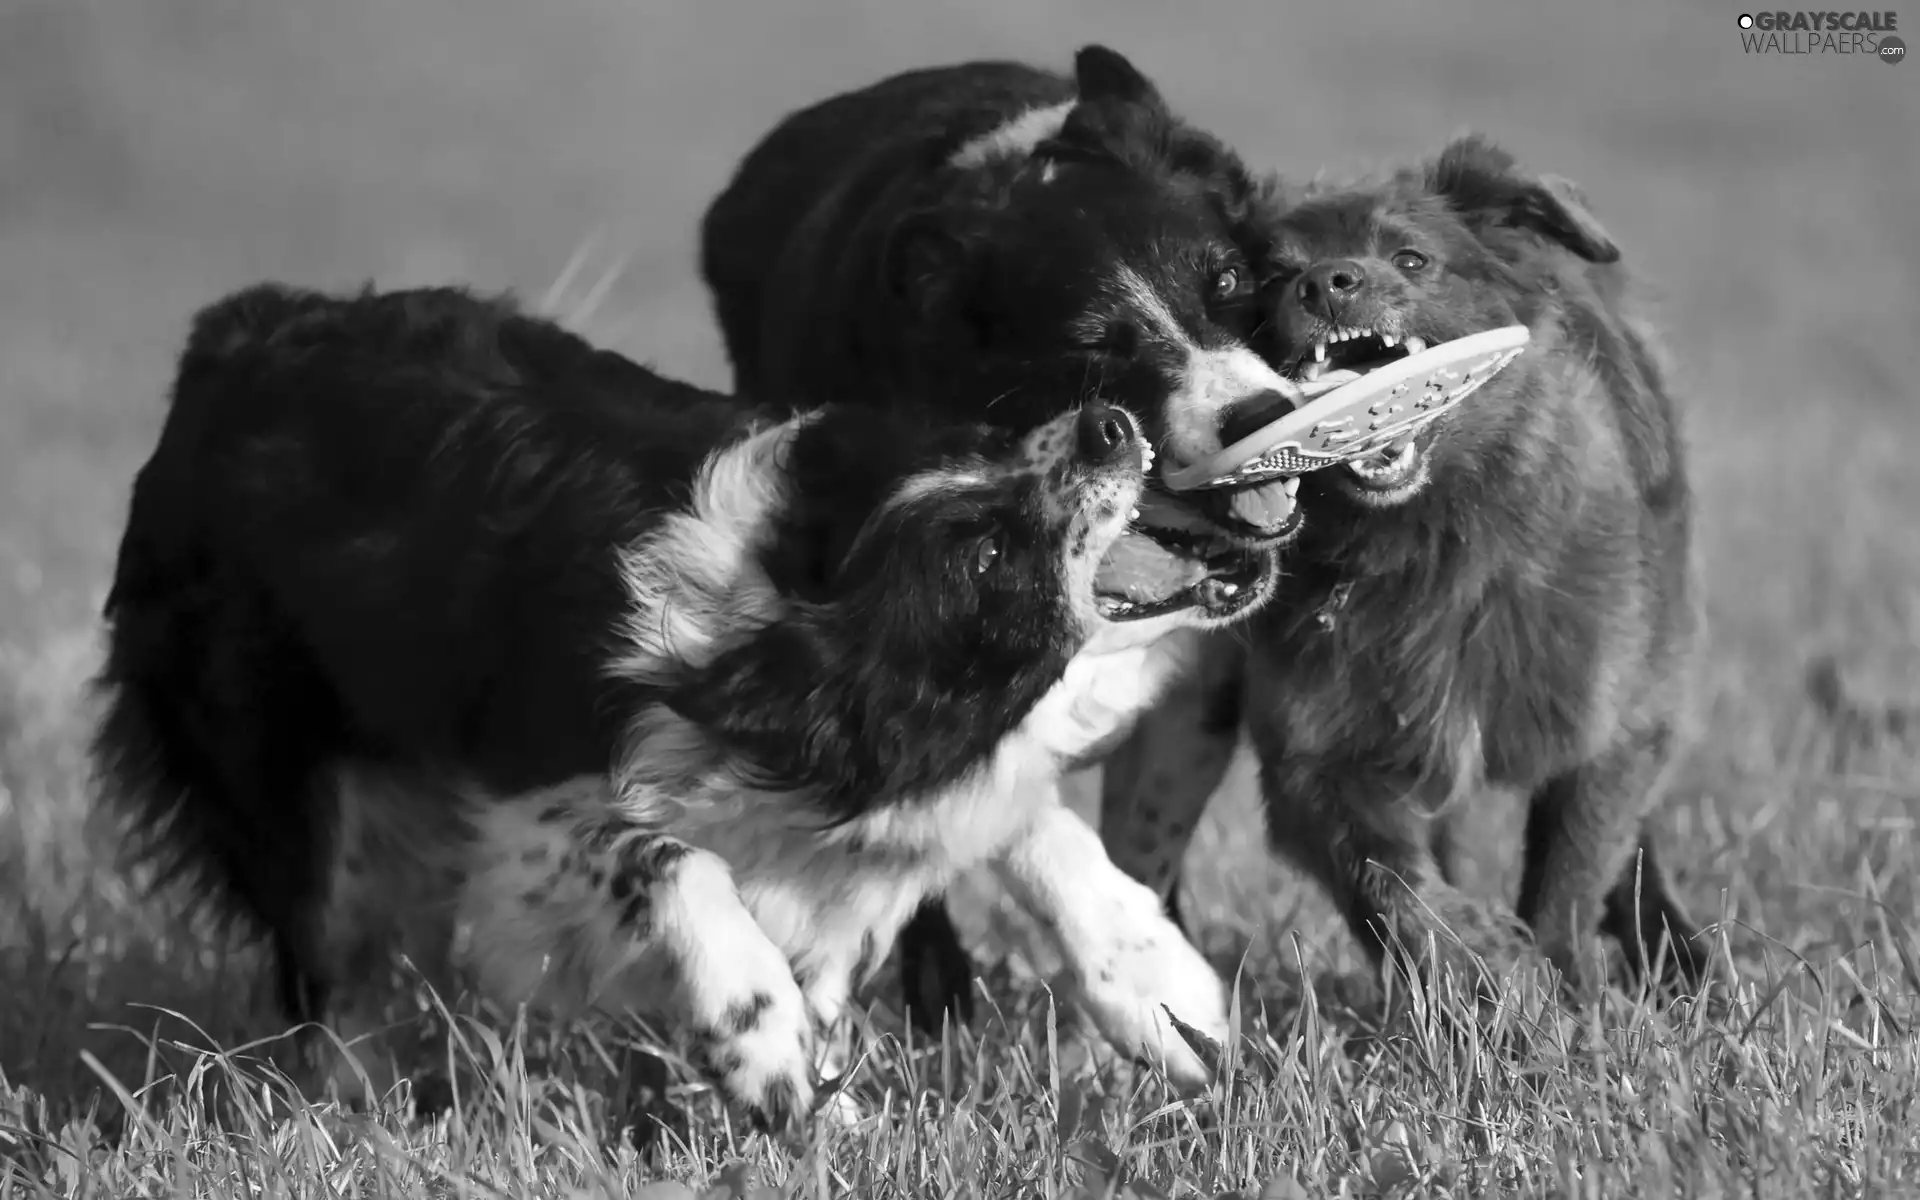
<box><xmin>694</xmin><ymin>983</ymin><xmax>816</xmax><ymax>1130</ymax></box>
<box><xmin>1387</xmin><ymin>888</ymin><xmax>1539</xmax><ymax>1003</ymax></box>
<box><xmin>1071</xmin><ymin>921</ymin><xmax>1229</xmax><ymax>1090</ymax></box>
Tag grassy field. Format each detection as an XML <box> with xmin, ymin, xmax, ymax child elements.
<box><xmin>3</xmin><ymin>0</ymin><xmax>1918</xmax><ymax>1194</ymax></box>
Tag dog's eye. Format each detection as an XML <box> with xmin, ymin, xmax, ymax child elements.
<box><xmin>972</xmin><ymin>535</ymin><xmax>1002</xmax><ymax>576</ymax></box>
<box><xmin>1210</xmin><ymin>267</ymin><xmax>1242</xmax><ymax>299</ymax></box>
<box><xmin>1392</xmin><ymin>249</ymin><xmax>1430</xmax><ymax>272</ymax></box>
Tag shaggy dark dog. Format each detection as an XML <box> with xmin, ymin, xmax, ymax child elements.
<box><xmin>93</xmin><ymin>283</ymin><xmax>1252</xmax><ymax>1125</ymax></box>
<box><xmin>699</xmin><ymin>44</ymin><xmax>1300</xmax><ymax>1032</ymax></box>
<box><xmin>1098</xmin><ymin>135</ymin><xmax>1711</xmax><ymax>999</ymax></box>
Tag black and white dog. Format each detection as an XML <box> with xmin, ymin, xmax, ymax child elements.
<box><xmin>699</xmin><ymin>43</ymin><xmax>1303</xmax><ymax>1030</ymax></box>
<box><xmin>93</xmin><ymin>283</ymin><xmax>1275</xmax><ymax>1125</ymax></box>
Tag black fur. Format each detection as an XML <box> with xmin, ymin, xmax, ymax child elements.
<box><xmin>93</xmin><ymin>282</ymin><xmax>1135</xmax><ymax>1027</ymax></box>
<box><xmin>699</xmin><ymin>44</ymin><xmax>1279</xmax><ymax>464</ymax></box>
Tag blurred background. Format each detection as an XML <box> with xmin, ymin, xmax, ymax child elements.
<box><xmin>2</xmin><ymin>0</ymin><xmax>1916</xmax><ymax>1107</ymax></box>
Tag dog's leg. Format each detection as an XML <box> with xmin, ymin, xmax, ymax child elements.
<box><xmin>897</xmin><ymin>900</ymin><xmax>977</xmax><ymax>1035</ymax></box>
<box><xmin>301</xmin><ymin>765</ymin><xmax>477</xmax><ymax>1115</ymax></box>
<box><xmin>992</xmin><ymin>804</ymin><xmax>1229</xmax><ymax>1089</ymax></box>
<box><xmin>1097</xmin><ymin>629</ymin><xmax>1246</xmax><ymax>929</ymax></box>
<box><xmin>1429</xmin><ymin>809</ymin><xmax>1467</xmax><ymax>888</ymax></box>
<box><xmin>458</xmin><ymin>781</ymin><xmax>815</xmax><ymax>1129</ymax></box>
<box><xmin>1599</xmin><ymin>830</ymin><xmax>1709</xmax><ymax>992</ymax></box>
<box><xmin>1517</xmin><ymin>723</ymin><xmax>1706</xmax><ymax>994</ymax></box>
<box><xmin>1260</xmin><ymin>758</ymin><xmax>1534</xmax><ymax>1003</ymax></box>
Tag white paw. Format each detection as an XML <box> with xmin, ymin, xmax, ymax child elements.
<box><xmin>992</xmin><ymin>805</ymin><xmax>1230</xmax><ymax>1091</ymax></box>
<box><xmin>1070</xmin><ymin>900</ymin><xmax>1228</xmax><ymax>1090</ymax></box>
<box><xmin>814</xmin><ymin>1083</ymin><xmax>867</xmax><ymax>1128</ymax></box>
<box><xmin>662</xmin><ymin>853</ymin><xmax>817</xmax><ymax>1127</ymax></box>
<box><xmin>807</xmin><ymin>1017</ymin><xmax>869</xmax><ymax>1127</ymax></box>
<box><xmin>697</xmin><ymin>970</ymin><xmax>816</xmax><ymax>1128</ymax></box>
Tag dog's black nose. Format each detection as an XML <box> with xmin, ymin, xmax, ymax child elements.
<box><xmin>1075</xmin><ymin>403</ymin><xmax>1136</xmax><ymax>464</ymax></box>
<box><xmin>1296</xmin><ymin>259</ymin><xmax>1367</xmax><ymax>319</ymax></box>
<box><xmin>1219</xmin><ymin>389</ymin><xmax>1296</xmax><ymax>448</ymax></box>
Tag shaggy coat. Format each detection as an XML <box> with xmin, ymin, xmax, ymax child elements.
<box><xmin>1097</xmin><ymin>136</ymin><xmax>1710</xmax><ymax>998</ymax></box>
<box><xmin>92</xmin><ymin>283</ymin><xmax>1247</xmax><ymax>1125</ymax></box>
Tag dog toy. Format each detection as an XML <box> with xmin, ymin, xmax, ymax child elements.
<box><xmin>1163</xmin><ymin>325</ymin><xmax>1531</xmax><ymax>491</ymax></box>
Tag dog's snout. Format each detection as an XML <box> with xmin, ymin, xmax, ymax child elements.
<box><xmin>1218</xmin><ymin>389</ymin><xmax>1296</xmax><ymax>448</ymax></box>
<box><xmin>1075</xmin><ymin>403</ymin><xmax>1136</xmax><ymax>465</ymax></box>
<box><xmin>1296</xmin><ymin>259</ymin><xmax>1367</xmax><ymax>318</ymax></box>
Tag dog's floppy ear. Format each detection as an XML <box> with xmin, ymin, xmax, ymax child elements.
<box><xmin>667</xmin><ymin>622</ymin><xmax>860</xmax><ymax>799</ymax></box>
<box><xmin>1071</xmin><ymin>44</ymin><xmax>1165</xmax><ymax>109</ymax></box>
<box><xmin>1428</xmin><ymin>133</ymin><xmax>1621</xmax><ymax>264</ymax></box>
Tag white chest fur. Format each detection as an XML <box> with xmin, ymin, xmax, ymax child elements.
<box><xmin>1025</xmin><ymin>625</ymin><xmax>1214</xmax><ymax>770</ymax></box>
<box><xmin>664</xmin><ymin>625</ymin><xmax>1206</xmax><ymax>1018</ymax></box>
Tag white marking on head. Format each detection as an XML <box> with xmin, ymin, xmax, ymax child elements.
<box><xmin>1079</xmin><ymin>265</ymin><xmax>1293</xmax><ymax>486</ymax></box>
<box><xmin>947</xmin><ymin>100</ymin><xmax>1075</xmax><ymax>169</ymax></box>
<box><xmin>1070</xmin><ymin>265</ymin><xmax>1200</xmax><ymax>354</ymax></box>
<box><xmin>889</xmin><ymin>467</ymin><xmax>989</xmax><ymax>510</ymax></box>
<box><xmin>1114</xmin><ymin>265</ymin><xmax>1197</xmax><ymax>354</ymax></box>
<box><xmin>830</xmin><ymin>464</ymin><xmax>990</xmax><ymax>574</ymax></box>
<box><xmin>1161</xmin><ymin>345</ymin><xmax>1296</xmax><ymax>476</ymax></box>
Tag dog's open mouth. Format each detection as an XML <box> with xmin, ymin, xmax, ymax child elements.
<box><xmin>1293</xmin><ymin>327</ymin><xmax>1425</xmax><ymax>383</ymax></box>
<box><xmin>1093</xmin><ymin>490</ymin><xmax>1274</xmax><ymax>621</ymax></box>
<box><xmin>1192</xmin><ymin>477</ymin><xmax>1303</xmax><ymax>544</ymax></box>
<box><xmin>1289</xmin><ymin>325</ymin><xmax>1432</xmax><ymax>495</ymax></box>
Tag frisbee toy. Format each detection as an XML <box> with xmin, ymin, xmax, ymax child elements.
<box><xmin>1163</xmin><ymin>325</ymin><xmax>1532</xmax><ymax>492</ymax></box>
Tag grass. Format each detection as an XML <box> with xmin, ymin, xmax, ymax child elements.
<box><xmin>2</xmin><ymin>0</ymin><xmax>1918</xmax><ymax>1194</ymax></box>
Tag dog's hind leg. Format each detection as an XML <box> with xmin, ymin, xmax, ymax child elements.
<box><xmin>458</xmin><ymin>779</ymin><xmax>816</xmax><ymax>1130</ymax></box>
<box><xmin>1097</xmin><ymin>629</ymin><xmax>1245</xmax><ymax>931</ymax></box>
<box><xmin>1517</xmin><ymin>722</ymin><xmax>1706</xmax><ymax>996</ymax></box>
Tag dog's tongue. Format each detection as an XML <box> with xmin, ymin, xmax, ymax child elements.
<box><xmin>1294</xmin><ymin>367</ymin><xmax>1364</xmax><ymax>399</ymax></box>
<box><xmin>1095</xmin><ymin>530</ymin><xmax>1206</xmax><ymax>605</ymax></box>
<box><xmin>1228</xmin><ymin>479</ymin><xmax>1296</xmax><ymax>532</ymax></box>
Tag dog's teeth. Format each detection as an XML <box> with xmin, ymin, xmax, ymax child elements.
<box><xmin>1313</xmin><ymin>341</ymin><xmax>1327</xmax><ymax>362</ymax></box>
<box><xmin>1129</xmin><ymin>506</ymin><xmax>1141</xmax><ymax>521</ymax></box>
<box><xmin>1381</xmin><ymin>333</ymin><xmax>1398</xmax><ymax>347</ymax></box>
<box><xmin>1283</xmin><ymin>476</ymin><xmax>1300</xmax><ymax>497</ymax></box>
<box><xmin>1404</xmin><ymin>336</ymin><xmax>1427</xmax><ymax>354</ymax></box>
<box><xmin>1303</xmin><ymin>360</ymin><xmax>1324</xmax><ymax>381</ymax></box>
